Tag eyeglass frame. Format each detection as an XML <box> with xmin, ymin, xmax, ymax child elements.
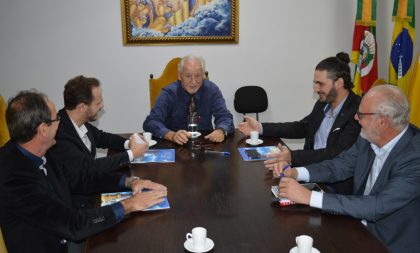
<box><xmin>356</xmin><ymin>111</ymin><xmax>380</xmax><ymax>119</ymax></box>
<box><xmin>45</xmin><ymin>115</ymin><xmax>61</xmax><ymax>125</ymax></box>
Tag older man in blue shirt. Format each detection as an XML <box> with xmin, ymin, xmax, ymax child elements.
<box><xmin>143</xmin><ymin>55</ymin><xmax>234</xmax><ymax>145</ymax></box>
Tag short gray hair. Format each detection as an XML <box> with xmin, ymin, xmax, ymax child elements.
<box><xmin>6</xmin><ymin>90</ymin><xmax>51</xmax><ymax>143</ymax></box>
<box><xmin>369</xmin><ymin>84</ymin><xmax>410</xmax><ymax>130</ymax></box>
<box><xmin>178</xmin><ymin>55</ymin><xmax>206</xmax><ymax>74</ymax></box>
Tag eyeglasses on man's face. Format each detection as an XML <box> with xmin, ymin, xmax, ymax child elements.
<box><xmin>356</xmin><ymin>111</ymin><xmax>379</xmax><ymax>119</ymax></box>
<box><xmin>45</xmin><ymin>115</ymin><xmax>60</xmax><ymax>125</ymax></box>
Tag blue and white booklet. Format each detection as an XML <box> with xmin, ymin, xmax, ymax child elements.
<box><xmin>131</xmin><ymin>149</ymin><xmax>175</xmax><ymax>164</ymax></box>
<box><xmin>238</xmin><ymin>146</ymin><xmax>280</xmax><ymax>161</ymax></box>
<box><xmin>101</xmin><ymin>191</ymin><xmax>170</xmax><ymax>211</ymax></box>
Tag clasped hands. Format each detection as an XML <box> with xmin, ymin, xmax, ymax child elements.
<box><xmin>167</xmin><ymin>129</ymin><xmax>225</xmax><ymax>145</ymax></box>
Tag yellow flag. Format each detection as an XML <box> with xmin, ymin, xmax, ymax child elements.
<box><xmin>0</xmin><ymin>94</ymin><xmax>10</xmax><ymax>146</ymax></box>
<box><xmin>389</xmin><ymin>0</ymin><xmax>416</xmax><ymax>96</ymax></box>
<box><xmin>409</xmin><ymin>53</ymin><xmax>420</xmax><ymax>127</ymax></box>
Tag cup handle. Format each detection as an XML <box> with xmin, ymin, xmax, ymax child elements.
<box><xmin>295</xmin><ymin>236</ymin><xmax>299</xmax><ymax>245</ymax></box>
<box><xmin>186</xmin><ymin>233</ymin><xmax>193</xmax><ymax>242</ymax></box>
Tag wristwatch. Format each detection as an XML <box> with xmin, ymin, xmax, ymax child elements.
<box><xmin>126</xmin><ymin>176</ymin><xmax>140</xmax><ymax>188</ymax></box>
<box><xmin>217</xmin><ymin>128</ymin><xmax>228</xmax><ymax>136</ymax></box>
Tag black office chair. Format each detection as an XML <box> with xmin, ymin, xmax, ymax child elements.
<box><xmin>234</xmin><ymin>86</ymin><xmax>268</xmax><ymax>121</ymax></box>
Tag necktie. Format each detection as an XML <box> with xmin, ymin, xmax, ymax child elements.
<box><xmin>189</xmin><ymin>96</ymin><xmax>197</xmax><ymax>116</ymax></box>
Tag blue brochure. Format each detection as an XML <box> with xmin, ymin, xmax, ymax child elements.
<box><xmin>131</xmin><ymin>149</ymin><xmax>175</xmax><ymax>164</ymax></box>
<box><xmin>238</xmin><ymin>146</ymin><xmax>280</xmax><ymax>161</ymax></box>
<box><xmin>101</xmin><ymin>191</ymin><xmax>170</xmax><ymax>211</ymax></box>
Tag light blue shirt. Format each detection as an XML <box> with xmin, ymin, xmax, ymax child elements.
<box><xmin>313</xmin><ymin>96</ymin><xmax>347</xmax><ymax>149</ymax></box>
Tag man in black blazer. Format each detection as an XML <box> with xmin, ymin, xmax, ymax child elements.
<box><xmin>276</xmin><ymin>85</ymin><xmax>420</xmax><ymax>253</ymax></box>
<box><xmin>0</xmin><ymin>91</ymin><xmax>167</xmax><ymax>253</ymax></box>
<box><xmin>238</xmin><ymin>53</ymin><xmax>360</xmax><ymax>194</ymax></box>
<box><xmin>49</xmin><ymin>75</ymin><xmax>148</xmax><ymax>210</ymax></box>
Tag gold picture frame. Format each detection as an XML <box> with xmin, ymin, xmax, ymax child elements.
<box><xmin>121</xmin><ymin>0</ymin><xmax>239</xmax><ymax>45</ymax></box>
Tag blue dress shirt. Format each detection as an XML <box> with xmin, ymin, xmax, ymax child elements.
<box><xmin>143</xmin><ymin>80</ymin><xmax>234</xmax><ymax>138</ymax></box>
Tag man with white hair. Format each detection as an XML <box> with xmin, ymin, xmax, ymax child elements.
<box><xmin>143</xmin><ymin>55</ymin><xmax>234</xmax><ymax>145</ymax></box>
<box><xmin>275</xmin><ymin>85</ymin><xmax>420</xmax><ymax>253</ymax></box>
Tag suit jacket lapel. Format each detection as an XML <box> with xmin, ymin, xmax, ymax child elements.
<box><xmin>59</xmin><ymin>109</ymin><xmax>94</xmax><ymax>155</ymax></box>
<box><xmin>86</xmin><ymin>129</ymin><xmax>96</xmax><ymax>157</ymax></box>
<box><xmin>354</xmin><ymin>144</ymin><xmax>376</xmax><ymax>195</ymax></box>
<box><xmin>308</xmin><ymin>103</ymin><xmax>326</xmax><ymax>148</ymax></box>
<box><xmin>369</xmin><ymin>128</ymin><xmax>413</xmax><ymax>194</ymax></box>
<box><xmin>328</xmin><ymin>91</ymin><xmax>355</xmax><ymax>137</ymax></box>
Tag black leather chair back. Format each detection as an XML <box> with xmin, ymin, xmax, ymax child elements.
<box><xmin>234</xmin><ymin>86</ymin><xmax>268</xmax><ymax>120</ymax></box>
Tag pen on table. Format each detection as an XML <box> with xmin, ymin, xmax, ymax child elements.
<box><xmin>204</xmin><ymin>150</ymin><xmax>231</xmax><ymax>156</ymax></box>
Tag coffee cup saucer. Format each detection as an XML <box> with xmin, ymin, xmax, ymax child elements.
<box><xmin>245</xmin><ymin>139</ymin><xmax>263</xmax><ymax>146</ymax></box>
<box><xmin>289</xmin><ymin>246</ymin><xmax>320</xmax><ymax>253</ymax></box>
<box><xmin>148</xmin><ymin>140</ymin><xmax>157</xmax><ymax>147</ymax></box>
<box><xmin>188</xmin><ymin>132</ymin><xmax>202</xmax><ymax>138</ymax></box>
<box><xmin>184</xmin><ymin>238</ymin><xmax>214</xmax><ymax>252</ymax></box>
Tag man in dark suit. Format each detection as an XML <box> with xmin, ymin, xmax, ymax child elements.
<box><xmin>0</xmin><ymin>91</ymin><xmax>167</xmax><ymax>253</ymax></box>
<box><xmin>50</xmin><ymin>75</ymin><xmax>149</xmax><ymax>210</ymax></box>
<box><xmin>51</xmin><ymin>75</ymin><xmax>147</xmax><ymax>178</ymax></box>
<box><xmin>276</xmin><ymin>85</ymin><xmax>420</xmax><ymax>253</ymax></box>
<box><xmin>238</xmin><ymin>52</ymin><xmax>361</xmax><ymax>170</ymax></box>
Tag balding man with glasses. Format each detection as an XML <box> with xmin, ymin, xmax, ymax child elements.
<box><xmin>275</xmin><ymin>85</ymin><xmax>420</xmax><ymax>253</ymax></box>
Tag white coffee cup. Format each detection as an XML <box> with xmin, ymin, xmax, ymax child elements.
<box><xmin>186</xmin><ymin>227</ymin><xmax>207</xmax><ymax>251</ymax></box>
<box><xmin>143</xmin><ymin>132</ymin><xmax>152</xmax><ymax>142</ymax></box>
<box><xmin>250</xmin><ymin>131</ymin><xmax>259</xmax><ymax>144</ymax></box>
<box><xmin>295</xmin><ymin>235</ymin><xmax>313</xmax><ymax>253</ymax></box>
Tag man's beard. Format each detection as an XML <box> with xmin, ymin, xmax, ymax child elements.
<box><xmin>319</xmin><ymin>86</ymin><xmax>338</xmax><ymax>103</ymax></box>
<box><xmin>360</xmin><ymin>126</ymin><xmax>380</xmax><ymax>144</ymax></box>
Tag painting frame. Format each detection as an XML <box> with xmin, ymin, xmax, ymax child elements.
<box><xmin>121</xmin><ymin>0</ymin><xmax>239</xmax><ymax>45</ymax></box>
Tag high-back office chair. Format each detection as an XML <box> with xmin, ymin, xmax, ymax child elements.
<box><xmin>149</xmin><ymin>57</ymin><xmax>182</xmax><ymax>108</ymax></box>
<box><xmin>0</xmin><ymin>227</ymin><xmax>8</xmax><ymax>253</ymax></box>
<box><xmin>0</xmin><ymin>94</ymin><xmax>10</xmax><ymax>146</ymax></box>
<box><xmin>234</xmin><ymin>86</ymin><xmax>268</xmax><ymax>121</ymax></box>
<box><xmin>149</xmin><ymin>57</ymin><xmax>210</xmax><ymax>108</ymax></box>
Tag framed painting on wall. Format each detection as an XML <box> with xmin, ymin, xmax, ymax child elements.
<box><xmin>121</xmin><ymin>0</ymin><xmax>239</xmax><ymax>45</ymax></box>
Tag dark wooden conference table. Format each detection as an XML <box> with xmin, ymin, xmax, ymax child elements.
<box><xmin>86</xmin><ymin>130</ymin><xmax>389</xmax><ymax>253</ymax></box>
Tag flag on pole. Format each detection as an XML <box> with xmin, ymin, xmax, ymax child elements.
<box><xmin>352</xmin><ymin>0</ymin><xmax>378</xmax><ymax>96</ymax></box>
<box><xmin>408</xmin><ymin>53</ymin><xmax>420</xmax><ymax>127</ymax></box>
<box><xmin>389</xmin><ymin>0</ymin><xmax>416</xmax><ymax>96</ymax></box>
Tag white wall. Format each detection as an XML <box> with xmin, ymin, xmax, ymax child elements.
<box><xmin>0</xmin><ymin>0</ymin><xmax>418</xmax><ymax>134</ymax></box>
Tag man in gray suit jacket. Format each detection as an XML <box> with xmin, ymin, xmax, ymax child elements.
<box><xmin>275</xmin><ymin>85</ymin><xmax>420</xmax><ymax>253</ymax></box>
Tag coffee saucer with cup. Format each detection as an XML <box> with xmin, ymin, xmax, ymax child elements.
<box><xmin>245</xmin><ymin>138</ymin><xmax>263</xmax><ymax>146</ymax></box>
<box><xmin>289</xmin><ymin>246</ymin><xmax>320</xmax><ymax>253</ymax></box>
<box><xmin>292</xmin><ymin>235</ymin><xmax>319</xmax><ymax>253</ymax></box>
<box><xmin>184</xmin><ymin>238</ymin><xmax>214</xmax><ymax>253</ymax></box>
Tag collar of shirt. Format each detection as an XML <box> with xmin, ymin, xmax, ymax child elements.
<box><xmin>370</xmin><ymin>126</ymin><xmax>408</xmax><ymax>157</ymax></box>
<box><xmin>16</xmin><ymin>144</ymin><xmax>45</xmax><ymax>167</ymax></box>
<box><xmin>69</xmin><ymin>117</ymin><xmax>89</xmax><ymax>140</ymax></box>
<box><xmin>323</xmin><ymin>95</ymin><xmax>348</xmax><ymax>118</ymax></box>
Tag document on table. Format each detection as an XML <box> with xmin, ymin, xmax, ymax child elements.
<box><xmin>131</xmin><ymin>149</ymin><xmax>175</xmax><ymax>164</ymax></box>
<box><xmin>101</xmin><ymin>191</ymin><xmax>170</xmax><ymax>211</ymax></box>
<box><xmin>238</xmin><ymin>146</ymin><xmax>280</xmax><ymax>161</ymax></box>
